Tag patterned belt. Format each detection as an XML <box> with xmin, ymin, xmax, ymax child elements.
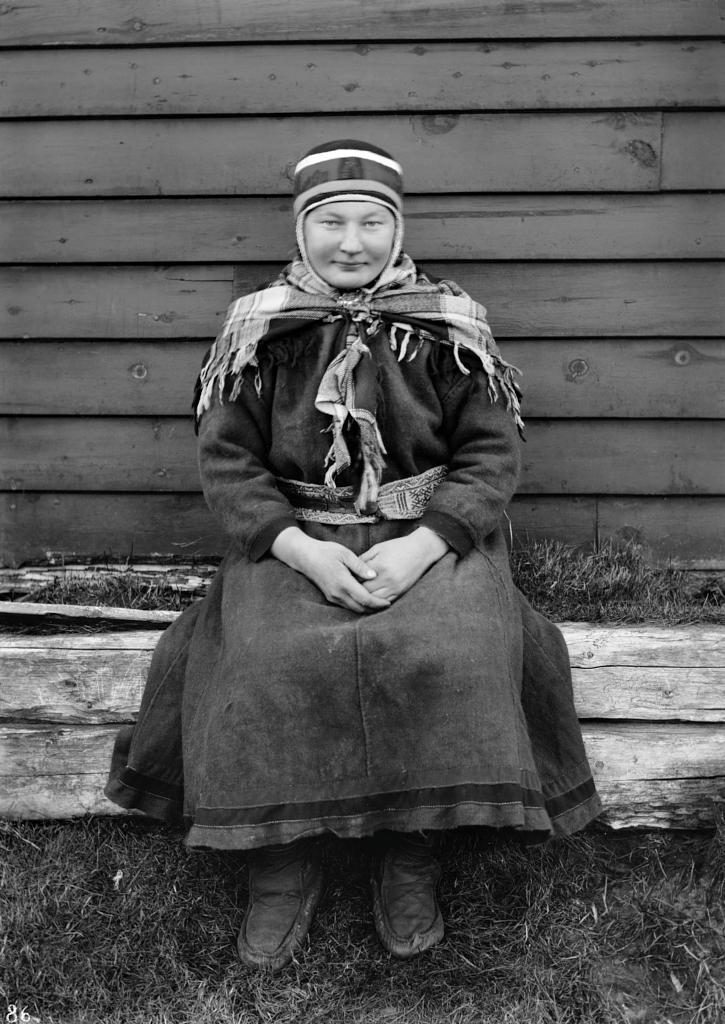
<box><xmin>275</xmin><ymin>465</ymin><xmax>448</xmax><ymax>525</ymax></box>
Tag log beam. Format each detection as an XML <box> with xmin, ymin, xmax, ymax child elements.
<box><xmin>1</xmin><ymin>622</ymin><xmax>723</xmax><ymax>828</ymax></box>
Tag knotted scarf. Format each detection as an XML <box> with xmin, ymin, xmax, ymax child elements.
<box><xmin>195</xmin><ymin>254</ymin><xmax>523</xmax><ymax>514</ymax></box>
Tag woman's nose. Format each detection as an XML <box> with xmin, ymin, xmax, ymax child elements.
<box><xmin>339</xmin><ymin>224</ymin><xmax>363</xmax><ymax>253</ymax></box>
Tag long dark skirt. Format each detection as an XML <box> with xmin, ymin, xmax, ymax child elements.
<box><xmin>106</xmin><ymin>521</ymin><xmax>601</xmax><ymax>848</ymax></box>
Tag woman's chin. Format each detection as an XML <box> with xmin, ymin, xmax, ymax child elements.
<box><xmin>320</xmin><ymin>266</ymin><xmax>378</xmax><ymax>290</ymax></box>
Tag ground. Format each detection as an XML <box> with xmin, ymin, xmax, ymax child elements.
<box><xmin>2</xmin><ymin>817</ymin><xmax>724</xmax><ymax>1023</ymax></box>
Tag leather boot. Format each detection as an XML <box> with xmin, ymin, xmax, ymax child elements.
<box><xmin>371</xmin><ymin>832</ymin><xmax>444</xmax><ymax>958</ymax></box>
<box><xmin>237</xmin><ymin>838</ymin><xmax>323</xmax><ymax>971</ymax></box>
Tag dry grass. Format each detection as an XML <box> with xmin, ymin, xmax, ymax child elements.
<box><xmin>1</xmin><ymin>818</ymin><xmax>724</xmax><ymax>1023</ymax></box>
<box><xmin>20</xmin><ymin>572</ymin><xmax>189</xmax><ymax>612</ymax></box>
<box><xmin>511</xmin><ymin>539</ymin><xmax>724</xmax><ymax>625</ymax></box>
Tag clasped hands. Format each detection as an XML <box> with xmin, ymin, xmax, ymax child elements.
<box><xmin>271</xmin><ymin>526</ymin><xmax>450</xmax><ymax>614</ymax></box>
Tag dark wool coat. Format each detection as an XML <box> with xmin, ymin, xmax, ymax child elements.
<box><xmin>105</xmin><ymin>319</ymin><xmax>602</xmax><ymax>848</ymax></box>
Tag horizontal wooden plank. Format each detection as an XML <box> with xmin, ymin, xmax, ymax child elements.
<box><xmin>512</xmin><ymin>496</ymin><xmax>725</xmax><ymax>570</ymax></box>
<box><xmin>0</xmin><ymin>724</ymin><xmax>119</xmax><ymax>778</ymax></box>
<box><xmin>0</xmin><ymin>340</ymin><xmax>206</xmax><ymax>415</ymax></box>
<box><xmin>3</xmin><ymin>41</ymin><xmax>724</xmax><ymax>117</ymax></box>
<box><xmin>3</xmin><ymin>263</ymin><xmax>724</xmax><ymax>339</ymax></box>
<box><xmin>0</xmin><ymin>772</ymin><xmax>127</xmax><ymax>819</ymax></box>
<box><xmin>593</xmin><ymin>778</ymin><xmax>725</xmax><ymax>830</ymax></box>
<box><xmin>1</xmin><ymin>265</ymin><xmax>233</xmax><ymax>339</ymax></box>
<box><xmin>0</xmin><ymin>634</ymin><xmax>157</xmax><ymax>725</ymax></box>
<box><xmin>6</xmin><ymin>768</ymin><xmax>722</xmax><ymax>827</ymax></box>
<box><xmin>5</xmin><ymin>194</ymin><xmax>725</xmax><ymax>263</ymax></box>
<box><xmin>5</xmin><ymin>492</ymin><xmax>570</xmax><ymax>568</ymax></box>
<box><xmin>0</xmin><ymin>601</ymin><xmax>177</xmax><ymax>628</ymax></box>
<box><xmin>521</xmin><ymin>421</ymin><xmax>725</xmax><ymax>497</ymax></box>
<box><xmin>581</xmin><ymin>723</ymin><xmax>725</xmax><ymax>780</ymax></box>
<box><xmin>6</xmin><ymin>768</ymin><xmax>723</xmax><ymax>827</ymax></box>
<box><xmin>0</xmin><ymin>114</ymin><xmax>666</xmax><ymax>197</ymax></box>
<box><xmin>597</xmin><ymin>497</ymin><xmax>725</xmax><ymax>570</ymax></box>
<box><xmin>1</xmin><ymin>417</ymin><xmax>722</xmax><ymax>496</ymax></box>
<box><xmin>0</xmin><ymin>563</ymin><xmax>217</xmax><ymax>602</ymax></box>
<box><xmin>508</xmin><ymin>496</ymin><xmax>598</xmax><ymax>551</ymax></box>
<box><xmin>0</xmin><ymin>492</ymin><xmax>228</xmax><ymax>568</ymax></box>
<box><xmin>2</xmin><ymin>493</ymin><xmax>722</xmax><ymax>569</ymax></box>
<box><xmin>2</xmin><ymin>624</ymin><xmax>722</xmax><ymax>725</ymax></box>
<box><xmin>566</xmin><ymin>623</ymin><xmax>725</xmax><ymax>721</ymax></box>
<box><xmin>504</xmin><ymin>340</ymin><xmax>725</xmax><ymax>418</ymax></box>
<box><xmin>663</xmin><ymin>113</ymin><xmax>725</xmax><ymax>190</ymax></box>
<box><xmin>0</xmin><ymin>417</ymin><xmax>200</xmax><ymax>492</ymax></box>
<box><xmin>3</xmin><ymin>721</ymin><xmax>724</xmax><ymax>827</ymax></box>
<box><xmin>2</xmin><ymin>0</ymin><xmax>723</xmax><ymax>45</ymax></box>
<box><xmin>4</xmin><ymin>338</ymin><xmax>723</xmax><ymax>418</ymax></box>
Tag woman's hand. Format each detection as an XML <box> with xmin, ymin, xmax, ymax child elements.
<box><xmin>271</xmin><ymin>527</ymin><xmax>391</xmax><ymax>613</ymax></box>
<box><xmin>359</xmin><ymin>527</ymin><xmax>450</xmax><ymax>602</ymax></box>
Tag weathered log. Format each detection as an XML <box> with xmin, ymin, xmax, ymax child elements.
<box><xmin>1</xmin><ymin>623</ymin><xmax>723</xmax><ymax>828</ymax></box>
<box><xmin>2</xmin><ymin>623</ymin><xmax>724</xmax><ymax>725</ymax></box>
<box><xmin>3</xmin><ymin>771</ymin><xmax>722</xmax><ymax>829</ymax></box>
<box><xmin>0</xmin><ymin>631</ymin><xmax>157</xmax><ymax>724</ymax></box>
<box><xmin>0</xmin><ymin>564</ymin><xmax>217</xmax><ymax>601</ymax></box>
<box><xmin>2</xmin><ymin>721</ymin><xmax>723</xmax><ymax>829</ymax></box>
<box><xmin>0</xmin><ymin>601</ymin><xmax>179</xmax><ymax>628</ymax></box>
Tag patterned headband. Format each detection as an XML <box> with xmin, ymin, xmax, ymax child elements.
<box><xmin>293</xmin><ymin>140</ymin><xmax>404</xmax><ymax>219</ymax></box>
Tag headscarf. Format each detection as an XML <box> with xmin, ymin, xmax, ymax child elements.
<box><xmin>196</xmin><ymin>141</ymin><xmax>523</xmax><ymax>513</ymax></box>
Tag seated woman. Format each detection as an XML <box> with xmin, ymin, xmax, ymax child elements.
<box><xmin>106</xmin><ymin>139</ymin><xmax>601</xmax><ymax>971</ymax></box>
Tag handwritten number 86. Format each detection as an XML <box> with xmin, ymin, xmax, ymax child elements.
<box><xmin>6</xmin><ymin>1007</ymin><xmax>33</xmax><ymax>1023</ymax></box>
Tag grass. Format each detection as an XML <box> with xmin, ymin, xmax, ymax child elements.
<box><xmin>1</xmin><ymin>818</ymin><xmax>724</xmax><ymax>1023</ymax></box>
<box><xmin>510</xmin><ymin>539</ymin><xmax>723</xmax><ymax>625</ymax></box>
<box><xmin>17</xmin><ymin>571</ymin><xmax>190</xmax><ymax>613</ymax></box>
<box><xmin>14</xmin><ymin>540</ymin><xmax>725</xmax><ymax>624</ymax></box>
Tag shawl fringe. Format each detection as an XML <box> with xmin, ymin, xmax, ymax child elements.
<box><xmin>194</xmin><ymin>258</ymin><xmax>524</xmax><ymax>443</ymax></box>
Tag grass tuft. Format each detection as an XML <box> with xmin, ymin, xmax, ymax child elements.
<box><xmin>22</xmin><ymin>572</ymin><xmax>188</xmax><ymax>612</ymax></box>
<box><xmin>511</xmin><ymin>538</ymin><xmax>724</xmax><ymax>624</ymax></box>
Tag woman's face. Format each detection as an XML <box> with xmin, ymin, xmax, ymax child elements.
<box><xmin>302</xmin><ymin>201</ymin><xmax>397</xmax><ymax>290</ymax></box>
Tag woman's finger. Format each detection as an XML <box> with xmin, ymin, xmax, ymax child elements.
<box><xmin>340</xmin><ymin>579</ymin><xmax>391</xmax><ymax>610</ymax></box>
<box><xmin>365</xmin><ymin>585</ymin><xmax>394</xmax><ymax>601</ymax></box>
<box><xmin>341</xmin><ymin>549</ymin><xmax>378</xmax><ymax>581</ymax></box>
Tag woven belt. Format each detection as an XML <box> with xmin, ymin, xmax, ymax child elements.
<box><xmin>276</xmin><ymin>465</ymin><xmax>448</xmax><ymax>524</ymax></box>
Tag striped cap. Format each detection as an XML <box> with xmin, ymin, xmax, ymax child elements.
<box><xmin>293</xmin><ymin>140</ymin><xmax>404</xmax><ymax>219</ymax></box>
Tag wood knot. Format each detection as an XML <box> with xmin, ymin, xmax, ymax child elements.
<box><xmin>420</xmin><ymin>114</ymin><xmax>460</xmax><ymax>135</ymax></box>
<box><xmin>624</xmin><ymin>140</ymin><xmax>658</xmax><ymax>169</ymax></box>
<box><xmin>567</xmin><ymin>358</ymin><xmax>589</xmax><ymax>381</ymax></box>
<box><xmin>130</xmin><ymin>362</ymin><xmax>148</xmax><ymax>380</ymax></box>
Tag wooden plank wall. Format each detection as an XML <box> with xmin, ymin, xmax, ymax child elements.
<box><xmin>1</xmin><ymin>1</ymin><xmax>724</xmax><ymax>568</ymax></box>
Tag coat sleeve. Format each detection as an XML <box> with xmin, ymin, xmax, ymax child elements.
<box><xmin>419</xmin><ymin>367</ymin><xmax>522</xmax><ymax>556</ymax></box>
<box><xmin>197</xmin><ymin>385</ymin><xmax>298</xmax><ymax>561</ymax></box>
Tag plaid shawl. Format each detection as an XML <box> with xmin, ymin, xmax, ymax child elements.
<box><xmin>195</xmin><ymin>255</ymin><xmax>523</xmax><ymax>512</ymax></box>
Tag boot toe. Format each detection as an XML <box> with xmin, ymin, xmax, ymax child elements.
<box><xmin>371</xmin><ymin>837</ymin><xmax>444</xmax><ymax>958</ymax></box>
<box><xmin>238</xmin><ymin>842</ymin><xmax>323</xmax><ymax>971</ymax></box>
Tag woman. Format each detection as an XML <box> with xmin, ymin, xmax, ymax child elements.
<box><xmin>106</xmin><ymin>140</ymin><xmax>601</xmax><ymax>971</ymax></box>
